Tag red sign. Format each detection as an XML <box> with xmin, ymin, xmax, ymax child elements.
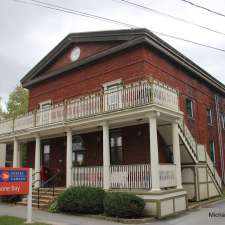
<box><xmin>0</xmin><ymin>168</ymin><xmax>30</xmax><ymax>196</ymax></box>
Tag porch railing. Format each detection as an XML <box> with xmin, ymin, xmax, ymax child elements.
<box><xmin>0</xmin><ymin>79</ymin><xmax>179</xmax><ymax>136</ymax></box>
<box><xmin>72</xmin><ymin>166</ymin><xmax>103</xmax><ymax>188</ymax></box>
<box><xmin>72</xmin><ymin>164</ymin><xmax>177</xmax><ymax>189</ymax></box>
<box><xmin>110</xmin><ymin>164</ymin><xmax>151</xmax><ymax>189</ymax></box>
<box><xmin>159</xmin><ymin>164</ymin><xmax>177</xmax><ymax>188</ymax></box>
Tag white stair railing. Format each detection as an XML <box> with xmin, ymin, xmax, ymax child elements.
<box><xmin>179</xmin><ymin>120</ymin><xmax>223</xmax><ymax>190</ymax></box>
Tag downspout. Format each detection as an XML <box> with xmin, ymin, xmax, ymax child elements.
<box><xmin>215</xmin><ymin>95</ymin><xmax>225</xmax><ymax>182</ymax></box>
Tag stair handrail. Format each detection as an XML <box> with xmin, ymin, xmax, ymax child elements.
<box><xmin>178</xmin><ymin>120</ymin><xmax>198</xmax><ymax>158</ymax></box>
<box><xmin>36</xmin><ymin>171</ymin><xmax>62</xmax><ymax>208</ymax></box>
<box><xmin>179</xmin><ymin>120</ymin><xmax>223</xmax><ymax>191</ymax></box>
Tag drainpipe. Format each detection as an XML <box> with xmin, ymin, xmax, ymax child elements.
<box><xmin>215</xmin><ymin>95</ymin><xmax>225</xmax><ymax>182</ymax></box>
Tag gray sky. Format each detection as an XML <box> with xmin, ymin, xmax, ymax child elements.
<box><xmin>1</xmin><ymin>0</ymin><xmax>225</xmax><ymax>109</ymax></box>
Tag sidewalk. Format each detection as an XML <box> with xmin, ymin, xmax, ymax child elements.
<box><xmin>0</xmin><ymin>204</ymin><xmax>122</xmax><ymax>225</ymax></box>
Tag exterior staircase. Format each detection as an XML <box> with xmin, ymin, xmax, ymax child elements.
<box><xmin>158</xmin><ymin>120</ymin><xmax>223</xmax><ymax>200</ymax></box>
<box><xmin>17</xmin><ymin>187</ymin><xmax>65</xmax><ymax>209</ymax></box>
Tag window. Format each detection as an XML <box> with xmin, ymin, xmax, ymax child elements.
<box><xmin>221</xmin><ymin>113</ymin><xmax>225</xmax><ymax>129</ymax></box>
<box><xmin>186</xmin><ymin>98</ymin><xmax>194</xmax><ymax>118</ymax></box>
<box><xmin>110</xmin><ymin>130</ymin><xmax>123</xmax><ymax>164</ymax></box>
<box><xmin>207</xmin><ymin>108</ymin><xmax>213</xmax><ymax>125</ymax></box>
<box><xmin>209</xmin><ymin>141</ymin><xmax>215</xmax><ymax>164</ymax></box>
<box><xmin>72</xmin><ymin>135</ymin><xmax>85</xmax><ymax>166</ymax></box>
<box><xmin>103</xmin><ymin>79</ymin><xmax>122</xmax><ymax>111</ymax></box>
<box><xmin>39</xmin><ymin>100</ymin><xmax>52</xmax><ymax>125</ymax></box>
<box><xmin>43</xmin><ymin>145</ymin><xmax>50</xmax><ymax>167</ymax></box>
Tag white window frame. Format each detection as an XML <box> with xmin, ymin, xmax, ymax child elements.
<box><xmin>186</xmin><ymin>98</ymin><xmax>194</xmax><ymax>118</ymax></box>
<box><xmin>221</xmin><ymin>113</ymin><xmax>225</xmax><ymax>130</ymax></box>
<box><xmin>209</xmin><ymin>141</ymin><xmax>216</xmax><ymax>164</ymax></box>
<box><xmin>39</xmin><ymin>100</ymin><xmax>52</xmax><ymax>125</ymax></box>
<box><xmin>103</xmin><ymin>79</ymin><xmax>123</xmax><ymax>111</ymax></box>
<box><xmin>207</xmin><ymin>108</ymin><xmax>213</xmax><ymax>126</ymax></box>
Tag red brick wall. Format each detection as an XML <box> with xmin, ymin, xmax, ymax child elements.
<box><xmin>28</xmin><ymin>46</ymin><xmax>147</xmax><ymax>110</ymax></box>
<box><xmin>143</xmin><ymin>47</ymin><xmax>224</xmax><ymax>175</ymax></box>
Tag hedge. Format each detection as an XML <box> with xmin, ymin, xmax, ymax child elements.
<box><xmin>104</xmin><ymin>192</ymin><xmax>145</xmax><ymax>218</ymax></box>
<box><xmin>57</xmin><ymin>186</ymin><xmax>105</xmax><ymax>214</ymax></box>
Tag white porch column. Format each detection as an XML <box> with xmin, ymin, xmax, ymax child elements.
<box><xmin>102</xmin><ymin>121</ymin><xmax>110</xmax><ymax>190</ymax></box>
<box><xmin>34</xmin><ymin>134</ymin><xmax>41</xmax><ymax>188</ymax></box>
<box><xmin>0</xmin><ymin>144</ymin><xmax>6</xmax><ymax>167</ymax></box>
<box><xmin>172</xmin><ymin>121</ymin><xmax>183</xmax><ymax>189</ymax></box>
<box><xmin>148</xmin><ymin>114</ymin><xmax>160</xmax><ymax>191</ymax></box>
<box><xmin>13</xmin><ymin>138</ymin><xmax>19</xmax><ymax>168</ymax></box>
<box><xmin>66</xmin><ymin>129</ymin><xmax>73</xmax><ymax>187</ymax></box>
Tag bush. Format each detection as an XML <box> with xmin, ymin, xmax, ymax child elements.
<box><xmin>57</xmin><ymin>187</ymin><xmax>105</xmax><ymax>214</ymax></box>
<box><xmin>48</xmin><ymin>200</ymin><xmax>59</xmax><ymax>213</ymax></box>
<box><xmin>104</xmin><ymin>192</ymin><xmax>145</xmax><ymax>218</ymax></box>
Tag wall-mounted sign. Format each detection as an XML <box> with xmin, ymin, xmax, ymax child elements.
<box><xmin>0</xmin><ymin>168</ymin><xmax>29</xmax><ymax>196</ymax></box>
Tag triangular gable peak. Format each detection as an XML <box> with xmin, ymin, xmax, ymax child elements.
<box><xmin>44</xmin><ymin>41</ymin><xmax>120</xmax><ymax>75</ymax></box>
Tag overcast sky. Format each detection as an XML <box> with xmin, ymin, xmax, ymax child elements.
<box><xmin>1</xmin><ymin>0</ymin><xmax>225</xmax><ymax>109</ymax></box>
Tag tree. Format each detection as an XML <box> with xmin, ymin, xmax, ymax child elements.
<box><xmin>0</xmin><ymin>97</ymin><xmax>4</xmax><ymax>119</ymax></box>
<box><xmin>6</xmin><ymin>85</ymin><xmax>29</xmax><ymax>118</ymax></box>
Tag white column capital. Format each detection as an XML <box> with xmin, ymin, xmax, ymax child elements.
<box><xmin>100</xmin><ymin>121</ymin><xmax>109</xmax><ymax>127</ymax></box>
<box><xmin>146</xmin><ymin>111</ymin><xmax>160</xmax><ymax>119</ymax></box>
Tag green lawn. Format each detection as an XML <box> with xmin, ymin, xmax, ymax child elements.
<box><xmin>0</xmin><ymin>216</ymin><xmax>50</xmax><ymax>225</ymax></box>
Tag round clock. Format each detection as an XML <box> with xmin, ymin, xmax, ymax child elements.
<box><xmin>70</xmin><ymin>46</ymin><xmax>81</xmax><ymax>62</ymax></box>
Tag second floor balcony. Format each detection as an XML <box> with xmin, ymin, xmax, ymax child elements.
<box><xmin>0</xmin><ymin>79</ymin><xmax>179</xmax><ymax>138</ymax></box>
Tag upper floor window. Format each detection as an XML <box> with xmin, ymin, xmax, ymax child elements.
<box><xmin>186</xmin><ymin>98</ymin><xmax>194</xmax><ymax>118</ymax></box>
<box><xmin>209</xmin><ymin>141</ymin><xmax>215</xmax><ymax>164</ymax></box>
<box><xmin>207</xmin><ymin>108</ymin><xmax>213</xmax><ymax>126</ymax></box>
<box><xmin>103</xmin><ymin>79</ymin><xmax>122</xmax><ymax>111</ymax></box>
<box><xmin>110</xmin><ymin>130</ymin><xmax>123</xmax><ymax>164</ymax></box>
<box><xmin>221</xmin><ymin>113</ymin><xmax>225</xmax><ymax>129</ymax></box>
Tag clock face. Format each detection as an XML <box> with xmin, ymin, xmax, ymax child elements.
<box><xmin>70</xmin><ymin>47</ymin><xmax>80</xmax><ymax>62</ymax></box>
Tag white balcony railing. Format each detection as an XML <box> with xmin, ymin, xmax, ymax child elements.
<box><xmin>159</xmin><ymin>164</ymin><xmax>177</xmax><ymax>188</ymax></box>
<box><xmin>0</xmin><ymin>79</ymin><xmax>179</xmax><ymax>136</ymax></box>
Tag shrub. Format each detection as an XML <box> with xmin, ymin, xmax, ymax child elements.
<box><xmin>48</xmin><ymin>200</ymin><xmax>59</xmax><ymax>213</ymax></box>
<box><xmin>104</xmin><ymin>192</ymin><xmax>145</xmax><ymax>218</ymax></box>
<box><xmin>57</xmin><ymin>186</ymin><xmax>105</xmax><ymax>214</ymax></box>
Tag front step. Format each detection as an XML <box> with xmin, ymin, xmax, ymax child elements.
<box><xmin>17</xmin><ymin>187</ymin><xmax>65</xmax><ymax>209</ymax></box>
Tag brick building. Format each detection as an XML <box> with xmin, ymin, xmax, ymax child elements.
<box><xmin>0</xmin><ymin>29</ymin><xmax>224</xmax><ymax>217</ymax></box>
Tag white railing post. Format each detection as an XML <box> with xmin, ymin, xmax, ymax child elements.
<box><xmin>13</xmin><ymin>137</ymin><xmax>19</xmax><ymax>168</ymax></box>
<box><xmin>34</xmin><ymin>134</ymin><xmax>41</xmax><ymax>188</ymax></box>
<box><xmin>172</xmin><ymin>121</ymin><xmax>182</xmax><ymax>189</ymax></box>
<box><xmin>148</xmin><ymin>113</ymin><xmax>160</xmax><ymax>191</ymax></box>
<box><xmin>66</xmin><ymin>129</ymin><xmax>73</xmax><ymax>187</ymax></box>
<box><xmin>102</xmin><ymin>121</ymin><xmax>111</xmax><ymax>190</ymax></box>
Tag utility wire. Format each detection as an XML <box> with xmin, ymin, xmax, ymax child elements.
<box><xmin>12</xmin><ymin>0</ymin><xmax>225</xmax><ymax>53</ymax></box>
<box><xmin>114</xmin><ymin>0</ymin><xmax>225</xmax><ymax>36</ymax></box>
<box><xmin>179</xmin><ymin>0</ymin><xmax>225</xmax><ymax>18</ymax></box>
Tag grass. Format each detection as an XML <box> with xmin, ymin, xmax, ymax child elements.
<box><xmin>0</xmin><ymin>216</ymin><xmax>50</xmax><ymax>225</ymax></box>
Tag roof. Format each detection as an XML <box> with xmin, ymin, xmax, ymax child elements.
<box><xmin>21</xmin><ymin>28</ymin><xmax>225</xmax><ymax>95</ymax></box>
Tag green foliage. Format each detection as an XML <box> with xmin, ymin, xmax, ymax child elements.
<box><xmin>48</xmin><ymin>200</ymin><xmax>59</xmax><ymax>213</ymax></box>
<box><xmin>103</xmin><ymin>192</ymin><xmax>145</xmax><ymax>218</ymax></box>
<box><xmin>5</xmin><ymin>85</ymin><xmax>28</xmax><ymax>118</ymax></box>
<box><xmin>57</xmin><ymin>187</ymin><xmax>106</xmax><ymax>214</ymax></box>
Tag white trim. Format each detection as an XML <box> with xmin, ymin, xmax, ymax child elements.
<box><xmin>102</xmin><ymin>79</ymin><xmax>122</xmax><ymax>90</ymax></box>
<box><xmin>39</xmin><ymin>100</ymin><xmax>52</xmax><ymax>109</ymax></box>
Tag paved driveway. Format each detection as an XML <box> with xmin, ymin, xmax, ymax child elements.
<box><xmin>0</xmin><ymin>200</ymin><xmax>224</xmax><ymax>225</ymax></box>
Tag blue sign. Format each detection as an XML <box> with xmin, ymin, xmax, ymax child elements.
<box><xmin>0</xmin><ymin>170</ymin><xmax>27</xmax><ymax>182</ymax></box>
